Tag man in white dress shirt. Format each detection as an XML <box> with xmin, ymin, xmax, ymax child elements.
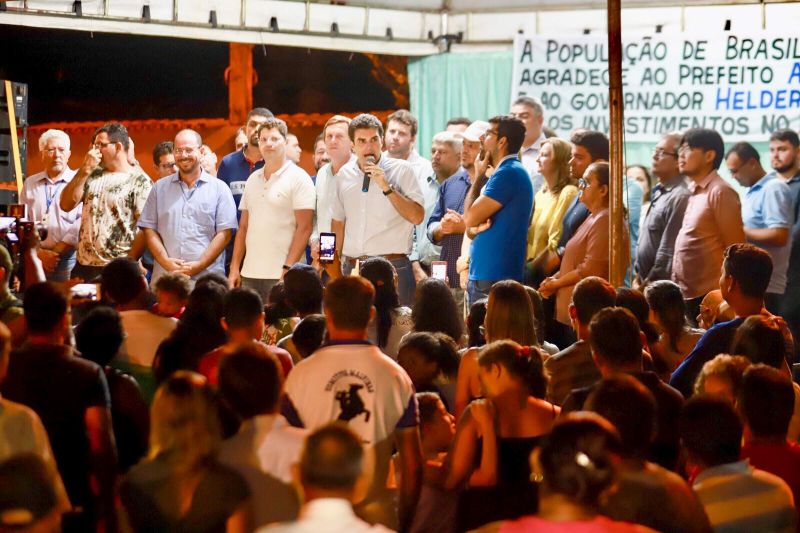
<box><xmin>331</xmin><ymin>114</ymin><xmax>424</xmax><ymax>306</ymax></box>
<box><xmin>229</xmin><ymin>118</ymin><xmax>316</xmax><ymax>301</ymax></box>
<box><xmin>259</xmin><ymin>424</ymin><xmax>393</xmax><ymax>533</ymax></box>
<box><xmin>311</xmin><ymin>115</ymin><xmax>355</xmax><ymax>246</ymax></box>
<box><xmin>20</xmin><ymin>129</ymin><xmax>82</xmax><ymax>281</ymax></box>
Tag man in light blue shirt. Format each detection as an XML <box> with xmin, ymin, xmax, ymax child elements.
<box><xmin>138</xmin><ymin>129</ymin><xmax>238</xmax><ymax>284</ymax></box>
<box><xmin>726</xmin><ymin>141</ymin><xmax>792</xmax><ymax>312</ymax></box>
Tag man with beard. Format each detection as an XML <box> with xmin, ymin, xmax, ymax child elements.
<box><xmin>770</xmin><ymin>129</ymin><xmax>800</xmax><ymax>349</ymax></box>
<box><xmin>312</xmin><ymin>133</ymin><xmax>330</xmax><ymax>178</ymax></box>
<box><xmin>217</xmin><ymin>108</ymin><xmax>273</xmax><ymax>271</ymax></box>
<box><xmin>137</xmin><ymin>129</ymin><xmax>237</xmax><ymax>284</ymax></box>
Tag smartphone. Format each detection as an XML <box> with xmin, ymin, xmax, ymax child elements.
<box><xmin>319</xmin><ymin>232</ymin><xmax>336</xmax><ymax>264</ymax></box>
<box><xmin>431</xmin><ymin>261</ymin><xmax>447</xmax><ymax>281</ymax></box>
<box><xmin>70</xmin><ymin>283</ymin><xmax>101</xmax><ymax>301</ymax></box>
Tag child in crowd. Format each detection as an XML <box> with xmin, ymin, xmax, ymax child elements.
<box><xmin>408</xmin><ymin>392</ymin><xmax>457</xmax><ymax>533</ymax></box>
<box><xmin>398</xmin><ymin>332</ymin><xmax>460</xmax><ymax>413</ymax></box>
<box><xmin>152</xmin><ymin>273</ymin><xmax>191</xmax><ymax>319</ymax></box>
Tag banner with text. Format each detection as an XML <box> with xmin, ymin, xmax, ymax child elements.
<box><xmin>512</xmin><ymin>33</ymin><xmax>800</xmax><ymax>142</ymax></box>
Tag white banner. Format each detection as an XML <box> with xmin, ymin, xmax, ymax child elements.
<box><xmin>512</xmin><ymin>33</ymin><xmax>800</xmax><ymax>142</ymax></box>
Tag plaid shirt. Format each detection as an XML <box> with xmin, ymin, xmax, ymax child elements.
<box><xmin>544</xmin><ymin>340</ymin><xmax>601</xmax><ymax>406</ymax></box>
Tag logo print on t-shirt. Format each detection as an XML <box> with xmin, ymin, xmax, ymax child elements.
<box><xmin>335</xmin><ymin>384</ymin><xmax>371</xmax><ymax>423</ymax></box>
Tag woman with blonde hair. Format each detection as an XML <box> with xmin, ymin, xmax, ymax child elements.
<box><xmin>525</xmin><ymin>138</ymin><xmax>578</xmax><ymax>287</ymax></box>
<box><xmin>120</xmin><ymin>372</ymin><xmax>252</xmax><ymax>533</ymax></box>
<box><xmin>454</xmin><ymin>280</ymin><xmax>538</xmax><ymax>418</ymax></box>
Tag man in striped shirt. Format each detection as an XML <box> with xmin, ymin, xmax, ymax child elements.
<box><xmin>681</xmin><ymin>395</ymin><xmax>796</xmax><ymax>533</ymax></box>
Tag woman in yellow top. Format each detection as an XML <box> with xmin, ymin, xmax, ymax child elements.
<box><xmin>525</xmin><ymin>138</ymin><xmax>578</xmax><ymax>287</ymax></box>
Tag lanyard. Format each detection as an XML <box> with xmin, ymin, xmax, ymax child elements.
<box><xmin>44</xmin><ymin>181</ymin><xmax>64</xmax><ymax>214</ymax></box>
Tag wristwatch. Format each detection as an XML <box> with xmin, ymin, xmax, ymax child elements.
<box><xmin>382</xmin><ymin>186</ymin><xmax>394</xmax><ymax>196</ymax></box>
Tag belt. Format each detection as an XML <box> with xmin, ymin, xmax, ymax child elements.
<box><xmin>343</xmin><ymin>253</ymin><xmax>407</xmax><ymax>265</ymax></box>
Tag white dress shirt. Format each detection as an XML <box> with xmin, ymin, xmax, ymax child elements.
<box><xmin>312</xmin><ymin>155</ymin><xmax>357</xmax><ymax>242</ymax></box>
<box><xmin>331</xmin><ymin>157</ymin><xmax>424</xmax><ymax>258</ymax></box>
<box><xmin>259</xmin><ymin>498</ymin><xmax>395</xmax><ymax>533</ymax></box>
<box><xmin>20</xmin><ymin>168</ymin><xmax>82</xmax><ymax>249</ymax></box>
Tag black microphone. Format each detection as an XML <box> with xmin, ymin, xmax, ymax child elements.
<box><xmin>362</xmin><ymin>155</ymin><xmax>376</xmax><ymax>193</ymax></box>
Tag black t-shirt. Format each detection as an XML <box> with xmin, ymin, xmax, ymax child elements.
<box><xmin>1</xmin><ymin>342</ymin><xmax>110</xmax><ymax>509</ymax></box>
<box><xmin>104</xmin><ymin>367</ymin><xmax>150</xmax><ymax>472</ymax></box>
<box><xmin>121</xmin><ymin>455</ymin><xmax>250</xmax><ymax>533</ymax></box>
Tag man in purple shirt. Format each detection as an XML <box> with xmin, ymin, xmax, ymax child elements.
<box><xmin>672</xmin><ymin>128</ymin><xmax>745</xmax><ymax>325</ymax></box>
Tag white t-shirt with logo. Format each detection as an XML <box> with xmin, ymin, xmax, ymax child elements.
<box><xmin>281</xmin><ymin>341</ymin><xmax>418</xmax><ymax>526</ymax></box>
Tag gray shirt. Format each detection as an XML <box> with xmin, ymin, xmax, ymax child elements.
<box><xmin>636</xmin><ymin>175</ymin><xmax>691</xmax><ymax>283</ymax></box>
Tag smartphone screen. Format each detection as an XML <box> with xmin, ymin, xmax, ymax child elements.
<box><xmin>431</xmin><ymin>261</ymin><xmax>447</xmax><ymax>281</ymax></box>
<box><xmin>319</xmin><ymin>232</ymin><xmax>336</xmax><ymax>263</ymax></box>
<box><xmin>71</xmin><ymin>283</ymin><xmax>100</xmax><ymax>301</ymax></box>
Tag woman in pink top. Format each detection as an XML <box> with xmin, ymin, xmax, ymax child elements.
<box><xmin>539</xmin><ymin>163</ymin><xmax>628</xmax><ymax>326</ymax></box>
<box><xmin>500</xmin><ymin>413</ymin><xmax>655</xmax><ymax>533</ymax></box>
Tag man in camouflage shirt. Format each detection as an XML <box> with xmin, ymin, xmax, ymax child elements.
<box><xmin>60</xmin><ymin>123</ymin><xmax>152</xmax><ymax>281</ymax></box>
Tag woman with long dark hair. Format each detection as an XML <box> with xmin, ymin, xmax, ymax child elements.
<box><xmin>412</xmin><ymin>278</ymin><xmax>466</xmax><ymax>346</ymax></box>
<box><xmin>446</xmin><ymin>340</ymin><xmax>559</xmax><ymax>531</ymax></box>
<box><xmin>359</xmin><ymin>256</ymin><xmax>412</xmax><ymax>359</ymax></box>
<box><xmin>645</xmin><ymin>280</ymin><xmax>704</xmax><ymax>375</ymax></box>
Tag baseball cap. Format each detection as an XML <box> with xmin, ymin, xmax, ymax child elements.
<box><xmin>456</xmin><ymin>120</ymin><xmax>490</xmax><ymax>143</ymax></box>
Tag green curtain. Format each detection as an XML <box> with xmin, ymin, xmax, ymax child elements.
<box><xmin>409</xmin><ymin>50</ymin><xmax>764</xmax><ymax>197</ymax></box>
<box><xmin>409</xmin><ymin>50</ymin><xmax>515</xmax><ymax>159</ymax></box>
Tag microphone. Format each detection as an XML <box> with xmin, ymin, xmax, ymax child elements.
<box><xmin>362</xmin><ymin>155</ymin><xmax>376</xmax><ymax>193</ymax></box>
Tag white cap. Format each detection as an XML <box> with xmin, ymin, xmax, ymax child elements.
<box><xmin>456</xmin><ymin>120</ymin><xmax>490</xmax><ymax>143</ymax></box>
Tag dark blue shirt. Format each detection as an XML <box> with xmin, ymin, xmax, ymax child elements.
<box><xmin>669</xmin><ymin>317</ymin><xmax>744</xmax><ymax>398</ymax></box>
<box><xmin>557</xmin><ymin>195</ymin><xmax>591</xmax><ymax>253</ymax></box>
<box><xmin>427</xmin><ymin>168</ymin><xmax>471</xmax><ymax>288</ymax></box>
<box><xmin>216</xmin><ymin>149</ymin><xmax>264</xmax><ymax>211</ymax></box>
<box><xmin>469</xmin><ymin>156</ymin><xmax>534</xmax><ymax>282</ymax></box>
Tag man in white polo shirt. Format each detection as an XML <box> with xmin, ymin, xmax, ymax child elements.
<box><xmin>281</xmin><ymin>276</ymin><xmax>422</xmax><ymax>531</ymax></box>
<box><xmin>330</xmin><ymin>113</ymin><xmax>424</xmax><ymax>306</ymax></box>
<box><xmin>229</xmin><ymin>118</ymin><xmax>316</xmax><ymax>301</ymax></box>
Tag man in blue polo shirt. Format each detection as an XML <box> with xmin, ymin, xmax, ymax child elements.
<box><xmin>463</xmin><ymin>115</ymin><xmax>533</xmax><ymax>304</ymax></box>
<box><xmin>726</xmin><ymin>141</ymin><xmax>792</xmax><ymax>314</ymax></box>
<box><xmin>217</xmin><ymin>107</ymin><xmax>272</xmax><ymax>271</ymax></box>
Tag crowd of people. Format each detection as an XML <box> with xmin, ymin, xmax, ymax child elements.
<box><xmin>1</xmin><ymin>97</ymin><xmax>800</xmax><ymax>533</ymax></box>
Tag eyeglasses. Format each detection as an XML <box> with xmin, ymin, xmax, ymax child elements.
<box><xmin>678</xmin><ymin>145</ymin><xmax>699</xmax><ymax>156</ymax></box>
<box><xmin>484</xmin><ymin>129</ymin><xmax>499</xmax><ymax>138</ymax></box>
<box><xmin>174</xmin><ymin>147</ymin><xmax>199</xmax><ymax>156</ymax></box>
<box><xmin>652</xmin><ymin>148</ymin><xmax>678</xmax><ymax>159</ymax></box>
<box><xmin>159</xmin><ymin>162</ymin><xmax>177</xmax><ymax>170</ymax></box>
<box><xmin>93</xmin><ymin>141</ymin><xmax>114</xmax><ymax>149</ymax></box>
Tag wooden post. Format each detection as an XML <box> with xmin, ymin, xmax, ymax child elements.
<box><xmin>228</xmin><ymin>43</ymin><xmax>254</xmax><ymax>126</ymax></box>
<box><xmin>607</xmin><ymin>0</ymin><xmax>626</xmax><ymax>287</ymax></box>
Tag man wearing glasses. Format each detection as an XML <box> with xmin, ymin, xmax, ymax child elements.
<box><xmin>60</xmin><ymin>122</ymin><xmax>152</xmax><ymax>281</ymax></box>
<box><xmin>20</xmin><ymin>129</ymin><xmax>83</xmax><ymax>281</ymax></box>
<box><xmin>138</xmin><ymin>129</ymin><xmax>237</xmax><ymax>284</ymax></box>
<box><xmin>462</xmin><ymin>115</ymin><xmax>533</xmax><ymax>305</ymax></box>
<box><xmin>672</xmin><ymin>128</ymin><xmax>745</xmax><ymax>325</ymax></box>
<box><xmin>634</xmin><ymin>132</ymin><xmax>691</xmax><ymax>289</ymax></box>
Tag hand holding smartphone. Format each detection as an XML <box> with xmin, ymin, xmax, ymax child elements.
<box><xmin>319</xmin><ymin>232</ymin><xmax>336</xmax><ymax>264</ymax></box>
<box><xmin>431</xmin><ymin>261</ymin><xmax>447</xmax><ymax>282</ymax></box>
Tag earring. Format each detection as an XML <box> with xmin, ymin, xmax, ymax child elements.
<box><xmin>530</xmin><ymin>472</ymin><xmax>544</xmax><ymax>483</ymax></box>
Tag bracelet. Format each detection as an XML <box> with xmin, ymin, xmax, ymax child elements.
<box><xmin>282</xmin><ymin>264</ymin><xmax>291</xmax><ymax>270</ymax></box>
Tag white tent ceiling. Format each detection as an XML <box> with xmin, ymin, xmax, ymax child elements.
<box><xmin>1</xmin><ymin>0</ymin><xmax>799</xmax><ymax>55</ymax></box>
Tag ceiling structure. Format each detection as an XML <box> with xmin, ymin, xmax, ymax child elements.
<box><xmin>1</xmin><ymin>0</ymin><xmax>799</xmax><ymax>55</ymax></box>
